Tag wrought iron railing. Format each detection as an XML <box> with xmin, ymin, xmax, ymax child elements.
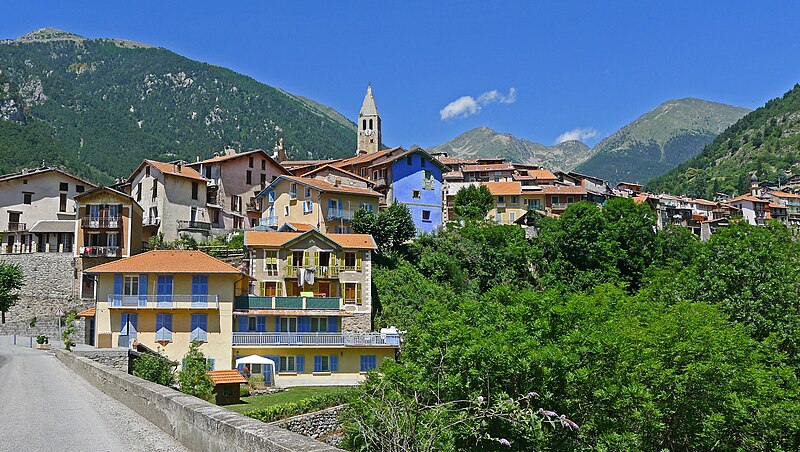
<box><xmin>232</xmin><ymin>332</ymin><xmax>400</xmax><ymax>347</ymax></box>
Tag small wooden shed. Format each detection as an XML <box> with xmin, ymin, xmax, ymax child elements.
<box><xmin>207</xmin><ymin>370</ymin><xmax>248</xmax><ymax>405</ymax></box>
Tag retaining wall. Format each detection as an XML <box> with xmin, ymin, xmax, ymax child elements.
<box><xmin>273</xmin><ymin>405</ymin><xmax>345</xmax><ymax>446</ymax></box>
<box><xmin>54</xmin><ymin>349</ymin><xmax>341</xmax><ymax>452</ymax></box>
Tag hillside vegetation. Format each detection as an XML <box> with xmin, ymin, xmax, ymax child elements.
<box><xmin>647</xmin><ymin>84</ymin><xmax>800</xmax><ymax>197</ymax></box>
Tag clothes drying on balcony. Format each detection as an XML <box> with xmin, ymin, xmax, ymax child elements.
<box><xmin>296</xmin><ymin>267</ymin><xmax>316</xmax><ymax>286</ymax></box>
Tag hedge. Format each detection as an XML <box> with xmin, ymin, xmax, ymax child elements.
<box><xmin>245</xmin><ymin>391</ymin><xmax>350</xmax><ymax>423</ymax></box>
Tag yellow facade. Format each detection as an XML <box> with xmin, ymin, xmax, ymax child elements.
<box><xmin>488</xmin><ymin>192</ymin><xmax>545</xmax><ymax>225</ymax></box>
<box><xmin>231</xmin><ymin>347</ymin><xmax>395</xmax><ymax>374</ymax></box>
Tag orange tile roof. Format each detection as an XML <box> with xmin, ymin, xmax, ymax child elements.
<box><xmin>437</xmin><ymin>157</ymin><xmax>474</xmax><ymax>165</ymax></box>
<box><xmin>188</xmin><ymin>150</ymin><xmax>292</xmax><ymax>175</ymax></box>
<box><xmin>285</xmin><ymin>176</ymin><xmax>383</xmax><ymax>197</ymax></box>
<box><xmin>286</xmin><ymin>222</ymin><xmax>314</xmax><ymax>231</ymax></box>
<box><xmin>245</xmin><ymin>230</ymin><xmax>377</xmax><ymax>249</ymax></box>
<box><xmin>462</xmin><ymin>163</ymin><xmax>515</xmax><ymax>172</ymax></box>
<box><xmin>86</xmin><ymin>250</ymin><xmax>245</xmax><ymax>274</ymax></box>
<box><xmin>769</xmin><ymin>203</ymin><xmax>787</xmax><ymax>209</ymax></box>
<box><xmin>528</xmin><ymin>169</ymin><xmax>558</xmax><ymax>180</ymax></box>
<box><xmin>632</xmin><ymin>194</ymin><xmax>649</xmax><ymax>204</ymax></box>
<box><xmin>770</xmin><ymin>190</ymin><xmax>800</xmax><ymax>199</ymax></box>
<box><xmin>77</xmin><ymin>307</ymin><xmax>95</xmax><ymax>317</ymax></box>
<box><xmin>691</xmin><ymin>198</ymin><xmax>718</xmax><ymax>206</ymax></box>
<box><xmin>300</xmin><ymin>165</ymin><xmax>375</xmax><ymax>185</ymax></box>
<box><xmin>334</xmin><ymin>147</ymin><xmax>402</xmax><ymax>168</ymax></box>
<box><xmin>207</xmin><ymin>370</ymin><xmax>247</xmax><ymax>385</ymax></box>
<box><xmin>139</xmin><ymin>160</ymin><xmax>207</xmax><ymax>182</ymax></box>
<box><xmin>485</xmin><ymin>181</ymin><xmax>521</xmax><ymax>196</ymax></box>
<box><xmin>729</xmin><ymin>195</ymin><xmax>769</xmax><ymax>204</ymax></box>
<box><xmin>541</xmin><ymin>185</ymin><xmax>587</xmax><ymax>195</ymax></box>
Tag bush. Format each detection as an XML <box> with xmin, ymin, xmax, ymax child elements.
<box><xmin>240</xmin><ymin>385</ymin><xmax>251</xmax><ymax>398</ymax></box>
<box><xmin>248</xmin><ymin>374</ymin><xmax>266</xmax><ymax>389</ymax></box>
<box><xmin>133</xmin><ymin>350</ymin><xmax>176</xmax><ymax>386</ymax></box>
<box><xmin>246</xmin><ymin>391</ymin><xmax>350</xmax><ymax>423</ymax></box>
<box><xmin>178</xmin><ymin>341</ymin><xmax>214</xmax><ymax>400</ymax></box>
<box><xmin>36</xmin><ymin>334</ymin><xmax>48</xmax><ymax>344</ymax></box>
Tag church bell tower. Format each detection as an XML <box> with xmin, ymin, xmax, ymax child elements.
<box><xmin>357</xmin><ymin>84</ymin><xmax>381</xmax><ymax>155</ymax></box>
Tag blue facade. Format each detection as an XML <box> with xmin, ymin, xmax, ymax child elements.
<box><xmin>390</xmin><ymin>151</ymin><xmax>444</xmax><ymax>234</ymax></box>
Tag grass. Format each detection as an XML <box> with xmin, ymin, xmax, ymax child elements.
<box><xmin>226</xmin><ymin>386</ymin><xmax>349</xmax><ymax>414</ymax></box>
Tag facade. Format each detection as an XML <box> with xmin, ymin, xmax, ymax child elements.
<box><xmin>485</xmin><ymin>181</ymin><xmax>546</xmax><ymax>225</ymax></box>
<box><xmin>541</xmin><ymin>185</ymin><xmax>588</xmax><ymax>213</ymax></box>
<box><xmin>240</xmin><ymin>229</ymin><xmax>397</xmax><ymax>385</ymax></box>
<box><xmin>125</xmin><ymin>160</ymin><xmax>210</xmax><ymax>242</ymax></box>
<box><xmin>88</xmin><ymin>250</ymin><xmax>249</xmax><ymax>369</ymax></box>
<box><xmin>187</xmin><ymin>149</ymin><xmax>290</xmax><ymax>230</ymax></box>
<box><xmin>767</xmin><ymin>191</ymin><xmax>800</xmax><ymax>225</ymax></box>
<box><xmin>257</xmin><ymin>171</ymin><xmax>382</xmax><ymax>234</ymax></box>
<box><xmin>0</xmin><ymin>167</ymin><xmax>96</xmax><ymax>254</ymax></box>
<box><xmin>728</xmin><ymin>195</ymin><xmax>769</xmax><ymax>226</ymax></box>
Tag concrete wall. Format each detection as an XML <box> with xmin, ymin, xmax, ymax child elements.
<box><xmin>54</xmin><ymin>349</ymin><xmax>340</xmax><ymax>452</ymax></box>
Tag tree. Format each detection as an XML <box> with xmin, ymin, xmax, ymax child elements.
<box><xmin>61</xmin><ymin>312</ymin><xmax>77</xmax><ymax>351</ymax></box>
<box><xmin>352</xmin><ymin>203</ymin><xmax>416</xmax><ymax>253</ymax></box>
<box><xmin>134</xmin><ymin>349</ymin><xmax>176</xmax><ymax>386</ymax></box>
<box><xmin>0</xmin><ymin>263</ymin><xmax>24</xmax><ymax>324</ymax></box>
<box><xmin>453</xmin><ymin>185</ymin><xmax>494</xmax><ymax>221</ymax></box>
<box><xmin>178</xmin><ymin>341</ymin><xmax>214</xmax><ymax>400</ymax></box>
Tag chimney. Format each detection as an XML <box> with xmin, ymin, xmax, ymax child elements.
<box><xmin>213</xmin><ymin>151</ymin><xmax>220</xmax><ymax>157</ymax></box>
<box><xmin>177</xmin><ymin>162</ymin><xmax>183</xmax><ymax>172</ymax></box>
<box><xmin>274</xmin><ymin>138</ymin><xmax>287</xmax><ymax>162</ymax></box>
<box><xmin>196</xmin><ymin>155</ymin><xmax>200</xmax><ymax>163</ymax></box>
<box><xmin>334</xmin><ymin>178</ymin><xmax>341</xmax><ymax>187</ymax></box>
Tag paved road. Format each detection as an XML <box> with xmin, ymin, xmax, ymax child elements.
<box><xmin>0</xmin><ymin>338</ymin><xmax>188</xmax><ymax>452</ymax></box>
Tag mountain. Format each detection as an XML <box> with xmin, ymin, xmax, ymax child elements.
<box><xmin>0</xmin><ymin>28</ymin><xmax>357</xmax><ymax>183</ymax></box>
<box><xmin>428</xmin><ymin>126</ymin><xmax>593</xmax><ymax>171</ymax></box>
<box><xmin>646</xmin><ymin>85</ymin><xmax>800</xmax><ymax>199</ymax></box>
<box><xmin>575</xmin><ymin>98</ymin><xmax>750</xmax><ymax>184</ymax></box>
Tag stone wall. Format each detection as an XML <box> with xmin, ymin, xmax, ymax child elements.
<box><xmin>273</xmin><ymin>405</ymin><xmax>345</xmax><ymax>447</ymax></box>
<box><xmin>54</xmin><ymin>349</ymin><xmax>341</xmax><ymax>452</ymax></box>
<box><xmin>0</xmin><ymin>253</ymin><xmax>81</xmax><ymax>326</ymax></box>
<box><xmin>74</xmin><ymin>348</ymin><xmax>129</xmax><ymax>372</ymax></box>
<box><xmin>341</xmin><ymin>313</ymin><xmax>371</xmax><ymax>333</ymax></box>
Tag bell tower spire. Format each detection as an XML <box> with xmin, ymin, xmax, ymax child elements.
<box><xmin>357</xmin><ymin>84</ymin><xmax>381</xmax><ymax>155</ymax></box>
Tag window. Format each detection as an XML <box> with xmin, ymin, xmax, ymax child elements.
<box><xmin>151</xmin><ymin>179</ymin><xmax>158</xmax><ymax>200</ymax></box>
<box><xmin>422</xmin><ymin>210</ymin><xmax>431</xmax><ymax>222</ymax></box>
<box><xmin>145</xmin><ymin>166</ymin><xmax>150</xmax><ymax>177</ymax></box>
<box><xmin>360</xmin><ymin>168</ymin><xmax>366</xmax><ymax>177</ymax></box>
<box><xmin>283</xmin><ymin>205</ymin><xmax>290</xmax><ymax>216</ymax></box>
<box><xmin>59</xmin><ymin>182</ymin><xmax>68</xmax><ymax>191</ymax></box>
<box><xmin>407</xmin><ymin>155</ymin><xmax>412</xmax><ymax>165</ymax></box>
<box><xmin>369</xmin><ymin>118</ymin><xmax>373</xmax><ymax>129</ymax></box>
<box><xmin>422</xmin><ymin>170</ymin><xmax>434</xmax><ymax>189</ymax></box>
<box><xmin>280</xmin><ymin>317</ymin><xmax>298</xmax><ymax>332</ymax></box>
<box><xmin>59</xmin><ymin>193</ymin><xmax>67</xmax><ymax>212</ymax></box>
<box><xmin>304</xmin><ymin>187</ymin><xmax>311</xmax><ymax>198</ymax></box>
<box><xmin>123</xmin><ymin>276</ymin><xmax>139</xmax><ymax>296</ymax></box>
<box><xmin>76</xmin><ymin>185</ymin><xmax>85</xmax><ymax>193</ymax></box>
<box><xmin>303</xmin><ymin>200</ymin><xmax>313</xmax><ymax>214</ymax></box>
<box><xmin>360</xmin><ymin>355</ymin><xmax>377</xmax><ymax>372</ymax></box>
<box><xmin>567</xmin><ymin>197</ymin><xmax>574</xmax><ymax>204</ymax></box>
<box><xmin>509</xmin><ymin>212</ymin><xmax>516</xmax><ymax>223</ymax></box>
<box><xmin>107</xmin><ymin>232</ymin><xmax>119</xmax><ymax>248</ymax></box>
<box><xmin>261</xmin><ymin>159</ymin><xmax>266</xmax><ymax>170</ymax></box>
<box><xmin>260</xmin><ymin>281</ymin><xmax>281</xmax><ymax>297</ymax></box>
<box><xmin>231</xmin><ymin>195</ymin><xmax>242</xmax><ymax>212</ymax></box>
<box><xmin>246</xmin><ymin>170</ymin><xmax>252</xmax><ymax>185</ymax></box>
<box><xmin>359</xmin><ymin>203</ymin><xmax>373</xmax><ymax>212</ymax></box>
<box><xmin>289</xmin><ymin>183</ymin><xmax>298</xmax><ymax>199</ymax></box>
<box><xmin>310</xmin><ymin>317</ymin><xmax>328</xmax><ymax>332</ymax></box>
<box><xmin>155</xmin><ymin>314</ymin><xmax>173</xmax><ymax>342</ymax></box>
<box><xmin>344</xmin><ymin>252</ymin><xmax>357</xmax><ymax>269</ymax></box>
<box><xmin>314</xmin><ymin>355</ymin><xmax>330</xmax><ymax>372</ymax></box>
<box><xmin>551</xmin><ymin>196</ymin><xmax>559</xmax><ymax>205</ymax></box>
<box><xmin>191</xmin><ymin>182</ymin><xmax>198</xmax><ymax>200</ymax></box>
<box><xmin>263</xmin><ymin>250</ymin><xmax>278</xmax><ymax>276</ymax></box>
<box><xmin>335</xmin><ymin>226</ymin><xmax>350</xmax><ymax>234</ymax></box>
<box><xmin>412</xmin><ymin>190</ymin><xmax>420</xmax><ymax>199</ymax></box>
<box><xmin>249</xmin><ymin>156</ymin><xmax>254</xmax><ymax>168</ymax></box>
<box><xmin>247</xmin><ymin>316</ymin><xmax>257</xmax><ymax>332</ymax></box>
<box><xmin>136</xmin><ymin>182</ymin><xmax>142</xmax><ymax>202</ymax></box>
<box><xmin>190</xmin><ymin>314</ymin><xmax>208</xmax><ymax>342</ymax></box>
<box><xmin>510</xmin><ymin>196</ymin><xmax>518</xmax><ymax>204</ymax></box>
<box><xmin>23</xmin><ymin>192</ymin><xmax>32</xmax><ymax>205</ymax></box>
<box><xmin>343</xmin><ymin>282</ymin><xmax>361</xmax><ymax>304</ymax></box>
<box><xmin>260</xmin><ymin>173</ymin><xmax>266</xmax><ymax>186</ymax></box>
<box><xmin>495</xmin><ymin>211</ymin><xmax>502</xmax><ymax>223</ymax></box>
<box><xmin>280</xmin><ymin>356</ymin><xmax>296</xmax><ymax>372</ymax></box>
<box><xmin>292</xmin><ymin>251</ymin><xmax>305</xmax><ymax>267</ymax></box>
<box><xmin>497</xmin><ymin>196</ymin><xmax>505</xmax><ymax>204</ymax></box>
<box><xmin>156</xmin><ymin>275</ymin><xmax>173</xmax><ymax>303</ymax></box>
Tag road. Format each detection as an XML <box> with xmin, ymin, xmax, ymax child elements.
<box><xmin>0</xmin><ymin>338</ymin><xmax>188</xmax><ymax>452</ymax></box>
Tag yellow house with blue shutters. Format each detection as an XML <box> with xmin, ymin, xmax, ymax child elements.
<box><xmin>240</xmin><ymin>229</ymin><xmax>398</xmax><ymax>386</ymax></box>
<box><xmin>88</xmin><ymin>250</ymin><xmax>251</xmax><ymax>370</ymax></box>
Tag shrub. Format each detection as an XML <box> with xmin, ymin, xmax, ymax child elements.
<box><xmin>248</xmin><ymin>374</ymin><xmax>266</xmax><ymax>389</ymax></box>
<box><xmin>178</xmin><ymin>341</ymin><xmax>214</xmax><ymax>400</ymax></box>
<box><xmin>246</xmin><ymin>391</ymin><xmax>350</xmax><ymax>423</ymax></box>
<box><xmin>240</xmin><ymin>385</ymin><xmax>251</xmax><ymax>398</ymax></box>
<box><xmin>36</xmin><ymin>335</ymin><xmax>48</xmax><ymax>344</ymax></box>
<box><xmin>133</xmin><ymin>350</ymin><xmax>176</xmax><ymax>386</ymax></box>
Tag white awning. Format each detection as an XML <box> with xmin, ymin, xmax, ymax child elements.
<box><xmin>235</xmin><ymin>355</ymin><xmax>274</xmax><ymax>366</ymax></box>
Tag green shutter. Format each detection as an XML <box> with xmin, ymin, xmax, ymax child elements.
<box><xmin>314</xmin><ymin>251</ymin><xmax>320</xmax><ymax>267</ymax></box>
<box><xmin>303</xmin><ymin>251</ymin><xmax>310</xmax><ymax>267</ymax></box>
<box><xmin>356</xmin><ymin>252</ymin><xmax>362</xmax><ymax>271</ymax></box>
<box><xmin>356</xmin><ymin>282</ymin><xmax>362</xmax><ymax>305</ymax></box>
<box><xmin>259</xmin><ymin>281</ymin><xmax>267</xmax><ymax>296</ymax></box>
<box><xmin>276</xmin><ymin>281</ymin><xmax>283</xmax><ymax>297</ymax></box>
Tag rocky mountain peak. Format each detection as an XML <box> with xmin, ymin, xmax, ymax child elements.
<box><xmin>16</xmin><ymin>28</ymin><xmax>86</xmax><ymax>43</ymax></box>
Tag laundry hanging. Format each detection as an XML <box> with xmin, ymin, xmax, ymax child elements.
<box><xmin>304</xmin><ymin>267</ymin><xmax>316</xmax><ymax>286</ymax></box>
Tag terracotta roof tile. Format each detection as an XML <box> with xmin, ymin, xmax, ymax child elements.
<box><xmin>541</xmin><ymin>185</ymin><xmax>587</xmax><ymax>195</ymax></box>
<box><xmin>770</xmin><ymin>191</ymin><xmax>800</xmax><ymax>199</ymax></box>
<box><xmin>285</xmin><ymin>222</ymin><xmax>314</xmax><ymax>231</ymax></box>
<box><xmin>245</xmin><ymin>230</ymin><xmax>377</xmax><ymax>249</ymax></box>
<box><xmin>334</xmin><ymin>147</ymin><xmax>402</xmax><ymax>168</ymax></box>
<box><xmin>528</xmin><ymin>169</ymin><xmax>558</xmax><ymax>180</ymax></box>
<box><xmin>188</xmin><ymin>150</ymin><xmax>291</xmax><ymax>175</ymax></box>
<box><xmin>77</xmin><ymin>308</ymin><xmax>95</xmax><ymax>317</ymax></box>
<box><xmin>462</xmin><ymin>163</ymin><xmax>515</xmax><ymax>172</ymax></box>
<box><xmin>142</xmin><ymin>160</ymin><xmax>207</xmax><ymax>181</ymax></box>
<box><xmin>485</xmin><ymin>181</ymin><xmax>521</xmax><ymax>196</ymax></box>
<box><xmin>86</xmin><ymin>250</ymin><xmax>244</xmax><ymax>274</ymax></box>
<box><xmin>207</xmin><ymin>370</ymin><xmax>247</xmax><ymax>385</ymax></box>
<box><xmin>285</xmin><ymin>176</ymin><xmax>383</xmax><ymax>197</ymax></box>
<box><xmin>728</xmin><ymin>195</ymin><xmax>769</xmax><ymax>204</ymax></box>
<box><xmin>300</xmin><ymin>165</ymin><xmax>375</xmax><ymax>185</ymax></box>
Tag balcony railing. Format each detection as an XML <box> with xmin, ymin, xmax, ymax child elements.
<box><xmin>235</xmin><ymin>295</ymin><xmax>342</xmax><ymax>310</ymax></box>
<box><xmin>284</xmin><ymin>265</ymin><xmax>349</xmax><ymax>277</ymax></box>
<box><xmin>80</xmin><ymin>246</ymin><xmax>120</xmax><ymax>258</ymax></box>
<box><xmin>107</xmin><ymin>294</ymin><xmax>220</xmax><ymax>309</ymax></box>
<box><xmin>143</xmin><ymin>216</ymin><xmax>161</xmax><ymax>227</ymax></box>
<box><xmin>177</xmin><ymin>220</ymin><xmax>212</xmax><ymax>231</ymax></box>
<box><xmin>232</xmin><ymin>331</ymin><xmax>400</xmax><ymax>347</ymax></box>
<box><xmin>326</xmin><ymin>208</ymin><xmax>352</xmax><ymax>221</ymax></box>
<box><xmin>422</xmin><ymin>179</ymin><xmax>435</xmax><ymax>190</ymax></box>
<box><xmin>82</xmin><ymin>217</ymin><xmax>121</xmax><ymax>228</ymax></box>
<box><xmin>7</xmin><ymin>222</ymin><xmax>26</xmax><ymax>231</ymax></box>
<box><xmin>260</xmin><ymin>216</ymin><xmax>278</xmax><ymax>227</ymax></box>
<box><xmin>551</xmin><ymin>203</ymin><xmax>569</xmax><ymax>211</ymax></box>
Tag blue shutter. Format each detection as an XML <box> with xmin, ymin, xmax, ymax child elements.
<box><xmin>156</xmin><ymin>275</ymin><xmax>173</xmax><ymax>305</ymax></box>
<box><xmin>298</xmin><ymin>316</ymin><xmax>311</xmax><ymax>332</ymax></box>
<box><xmin>370</xmin><ymin>355</ymin><xmax>376</xmax><ymax>369</ymax></box>
<box><xmin>262</xmin><ymin>356</ymin><xmax>272</xmax><ymax>384</ymax></box>
<box><xmin>360</xmin><ymin>355</ymin><xmax>366</xmax><ymax>372</ymax></box>
<box><xmin>338</xmin><ymin>198</ymin><xmax>343</xmax><ymax>217</ymax></box>
<box><xmin>236</xmin><ymin>355</ymin><xmax>244</xmax><ymax>374</ymax></box>
<box><xmin>237</xmin><ymin>315</ymin><xmax>248</xmax><ymax>332</ymax></box>
<box><xmin>191</xmin><ymin>314</ymin><xmax>207</xmax><ymax>342</ymax></box>
<box><xmin>155</xmin><ymin>314</ymin><xmax>164</xmax><ymax>340</ymax></box>
<box><xmin>275</xmin><ymin>316</ymin><xmax>281</xmax><ymax>332</ymax></box>
<box><xmin>138</xmin><ymin>274</ymin><xmax>148</xmax><ymax>306</ymax></box>
<box><xmin>192</xmin><ymin>275</ymin><xmax>209</xmax><ymax>305</ymax></box>
<box><xmin>330</xmin><ymin>355</ymin><xmax>338</xmax><ymax>372</ymax></box>
<box><xmin>314</xmin><ymin>355</ymin><xmax>322</xmax><ymax>372</ymax></box>
<box><xmin>270</xmin><ymin>356</ymin><xmax>280</xmax><ymax>373</ymax></box>
<box><xmin>120</xmin><ymin>313</ymin><xmax>128</xmax><ymax>335</ymax></box>
<box><xmin>327</xmin><ymin>316</ymin><xmax>338</xmax><ymax>332</ymax></box>
<box><xmin>128</xmin><ymin>314</ymin><xmax>138</xmax><ymax>338</ymax></box>
<box><xmin>256</xmin><ymin>316</ymin><xmax>266</xmax><ymax>332</ymax></box>
<box><xmin>296</xmin><ymin>355</ymin><xmax>305</xmax><ymax>373</ymax></box>
<box><xmin>328</xmin><ymin>199</ymin><xmax>333</xmax><ymax>211</ymax></box>
<box><xmin>113</xmin><ymin>274</ymin><xmax>123</xmax><ymax>305</ymax></box>
<box><xmin>207</xmin><ymin>358</ymin><xmax>215</xmax><ymax>370</ymax></box>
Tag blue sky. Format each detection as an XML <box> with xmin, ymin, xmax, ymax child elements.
<box><xmin>3</xmin><ymin>1</ymin><xmax>800</xmax><ymax>149</ymax></box>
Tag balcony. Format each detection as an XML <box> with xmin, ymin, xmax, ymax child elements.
<box><xmin>232</xmin><ymin>331</ymin><xmax>400</xmax><ymax>347</ymax></box>
<box><xmin>143</xmin><ymin>216</ymin><xmax>161</xmax><ymax>227</ymax></box>
<box><xmin>422</xmin><ymin>179</ymin><xmax>435</xmax><ymax>190</ymax></box>
<box><xmin>551</xmin><ymin>203</ymin><xmax>569</xmax><ymax>211</ymax></box>
<box><xmin>82</xmin><ymin>217</ymin><xmax>121</xmax><ymax>228</ymax></box>
<box><xmin>260</xmin><ymin>216</ymin><xmax>278</xmax><ymax>227</ymax></box>
<box><xmin>235</xmin><ymin>295</ymin><xmax>342</xmax><ymax>311</ymax></box>
<box><xmin>284</xmin><ymin>265</ymin><xmax>347</xmax><ymax>278</ymax></box>
<box><xmin>7</xmin><ymin>222</ymin><xmax>26</xmax><ymax>231</ymax></box>
<box><xmin>326</xmin><ymin>208</ymin><xmax>352</xmax><ymax>221</ymax></box>
<box><xmin>80</xmin><ymin>246</ymin><xmax>120</xmax><ymax>258</ymax></box>
<box><xmin>107</xmin><ymin>294</ymin><xmax>220</xmax><ymax>309</ymax></box>
<box><xmin>246</xmin><ymin>201</ymin><xmax>261</xmax><ymax>212</ymax></box>
<box><xmin>177</xmin><ymin>220</ymin><xmax>212</xmax><ymax>231</ymax></box>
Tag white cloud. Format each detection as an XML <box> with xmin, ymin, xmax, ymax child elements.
<box><xmin>555</xmin><ymin>127</ymin><xmax>599</xmax><ymax>144</ymax></box>
<box><xmin>440</xmin><ymin>87</ymin><xmax>517</xmax><ymax>120</ymax></box>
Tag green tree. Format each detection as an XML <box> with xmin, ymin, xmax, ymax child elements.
<box><xmin>134</xmin><ymin>350</ymin><xmax>176</xmax><ymax>386</ymax></box>
<box><xmin>61</xmin><ymin>312</ymin><xmax>77</xmax><ymax>351</ymax></box>
<box><xmin>0</xmin><ymin>263</ymin><xmax>24</xmax><ymax>324</ymax></box>
<box><xmin>178</xmin><ymin>341</ymin><xmax>214</xmax><ymax>400</ymax></box>
<box><xmin>351</xmin><ymin>203</ymin><xmax>416</xmax><ymax>253</ymax></box>
<box><xmin>452</xmin><ymin>184</ymin><xmax>494</xmax><ymax>221</ymax></box>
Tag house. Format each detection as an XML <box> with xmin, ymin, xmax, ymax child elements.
<box><xmin>485</xmin><ymin>181</ymin><xmax>545</xmax><ymax>225</ymax></box>
<box><xmin>541</xmin><ymin>185</ymin><xmax>587</xmax><ymax>213</ymax></box>
<box><xmin>257</xmin><ymin>169</ymin><xmax>382</xmax><ymax>234</ymax></box>
<box><xmin>727</xmin><ymin>195</ymin><xmax>769</xmax><ymax>226</ymax></box>
<box><xmin>74</xmin><ymin>186</ymin><xmax>144</xmax><ymax>299</ymax></box>
<box><xmin>0</xmin><ymin>166</ymin><xmax>96</xmax><ymax>254</ymax></box>
<box><xmin>767</xmin><ymin>191</ymin><xmax>800</xmax><ymax>225</ymax></box>
<box><xmin>125</xmin><ymin>160</ymin><xmax>210</xmax><ymax>242</ymax></box>
<box><xmin>238</xmin><ymin>229</ymin><xmax>398</xmax><ymax>386</ymax></box>
<box><xmin>187</xmin><ymin>149</ymin><xmax>291</xmax><ymax>230</ymax></box>
<box><xmin>616</xmin><ymin>182</ymin><xmax>643</xmax><ymax>194</ymax></box>
<box><xmin>88</xmin><ymin>250</ymin><xmax>250</xmax><ymax>369</ymax></box>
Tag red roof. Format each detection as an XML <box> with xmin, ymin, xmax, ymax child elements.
<box><xmin>77</xmin><ymin>308</ymin><xmax>95</xmax><ymax>317</ymax></box>
<box><xmin>207</xmin><ymin>370</ymin><xmax>247</xmax><ymax>385</ymax></box>
<box><xmin>541</xmin><ymin>185</ymin><xmax>587</xmax><ymax>195</ymax></box>
<box><xmin>485</xmin><ymin>181</ymin><xmax>521</xmax><ymax>196</ymax></box>
<box><xmin>283</xmin><ymin>176</ymin><xmax>383</xmax><ymax>198</ymax></box>
<box><xmin>86</xmin><ymin>250</ymin><xmax>245</xmax><ymax>274</ymax></box>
